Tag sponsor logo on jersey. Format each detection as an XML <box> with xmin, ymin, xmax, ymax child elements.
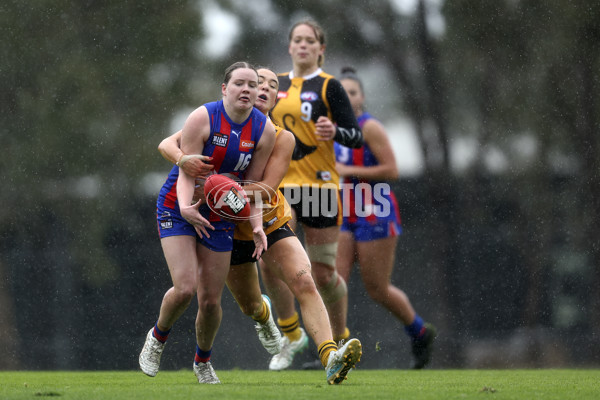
<box><xmin>231</xmin><ymin>129</ymin><xmax>240</xmax><ymax>138</ymax></box>
<box><xmin>300</xmin><ymin>91</ymin><xmax>318</xmax><ymax>101</ymax></box>
<box><xmin>277</xmin><ymin>91</ymin><xmax>288</xmax><ymax>99</ymax></box>
<box><xmin>240</xmin><ymin>140</ymin><xmax>255</xmax><ymax>149</ymax></box>
<box><xmin>212</xmin><ymin>132</ymin><xmax>228</xmax><ymax>147</ymax></box>
<box><xmin>159</xmin><ymin>212</ymin><xmax>173</xmax><ymax>229</ymax></box>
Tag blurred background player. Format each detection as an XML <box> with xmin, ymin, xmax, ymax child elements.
<box><xmin>263</xmin><ymin>18</ymin><xmax>363</xmax><ymax>371</ymax></box>
<box><xmin>335</xmin><ymin>66</ymin><xmax>437</xmax><ymax>369</ymax></box>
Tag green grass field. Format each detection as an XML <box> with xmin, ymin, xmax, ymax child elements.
<box><xmin>1</xmin><ymin>369</ymin><xmax>598</xmax><ymax>400</ymax></box>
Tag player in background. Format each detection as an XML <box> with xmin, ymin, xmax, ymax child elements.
<box><xmin>335</xmin><ymin>66</ymin><xmax>437</xmax><ymax>369</ymax></box>
<box><xmin>263</xmin><ymin>18</ymin><xmax>363</xmax><ymax>371</ymax></box>
<box><xmin>139</xmin><ymin>62</ymin><xmax>276</xmax><ymax>384</ymax></box>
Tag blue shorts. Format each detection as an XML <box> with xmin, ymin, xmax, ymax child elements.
<box><xmin>156</xmin><ymin>203</ymin><xmax>235</xmax><ymax>252</ymax></box>
<box><xmin>340</xmin><ymin>215</ymin><xmax>402</xmax><ymax>242</ymax></box>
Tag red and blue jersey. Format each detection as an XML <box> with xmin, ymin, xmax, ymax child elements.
<box><xmin>157</xmin><ymin>100</ymin><xmax>267</xmax><ymax>218</ymax></box>
<box><xmin>201</xmin><ymin>100</ymin><xmax>266</xmax><ymax>179</ymax></box>
<box><xmin>334</xmin><ymin>112</ymin><xmax>401</xmax><ymax>230</ymax></box>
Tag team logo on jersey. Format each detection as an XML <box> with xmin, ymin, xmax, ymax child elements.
<box><xmin>240</xmin><ymin>140</ymin><xmax>255</xmax><ymax>150</ymax></box>
<box><xmin>316</xmin><ymin>171</ymin><xmax>332</xmax><ymax>181</ymax></box>
<box><xmin>300</xmin><ymin>92</ymin><xmax>318</xmax><ymax>101</ymax></box>
<box><xmin>277</xmin><ymin>91</ymin><xmax>288</xmax><ymax>99</ymax></box>
<box><xmin>212</xmin><ymin>132</ymin><xmax>228</xmax><ymax>147</ymax></box>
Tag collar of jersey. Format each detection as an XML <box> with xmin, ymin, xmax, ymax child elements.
<box><xmin>289</xmin><ymin>68</ymin><xmax>322</xmax><ymax>80</ymax></box>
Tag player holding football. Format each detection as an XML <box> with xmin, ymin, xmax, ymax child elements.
<box><xmin>139</xmin><ymin>62</ymin><xmax>276</xmax><ymax>384</ymax></box>
<box><xmin>155</xmin><ymin>67</ymin><xmax>363</xmax><ymax>385</ymax></box>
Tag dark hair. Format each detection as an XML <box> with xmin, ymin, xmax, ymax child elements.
<box><xmin>223</xmin><ymin>61</ymin><xmax>257</xmax><ymax>84</ymax></box>
<box><xmin>340</xmin><ymin>66</ymin><xmax>363</xmax><ymax>93</ymax></box>
<box><xmin>255</xmin><ymin>65</ymin><xmax>277</xmax><ymax>76</ymax></box>
<box><xmin>289</xmin><ymin>18</ymin><xmax>326</xmax><ymax>67</ymax></box>
<box><xmin>255</xmin><ymin>65</ymin><xmax>279</xmax><ymax>86</ymax></box>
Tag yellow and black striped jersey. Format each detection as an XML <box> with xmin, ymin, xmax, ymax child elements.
<box><xmin>271</xmin><ymin>68</ymin><xmax>362</xmax><ymax>188</ymax></box>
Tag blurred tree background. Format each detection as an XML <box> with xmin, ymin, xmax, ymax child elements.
<box><xmin>1</xmin><ymin>0</ymin><xmax>598</xmax><ymax>370</ymax></box>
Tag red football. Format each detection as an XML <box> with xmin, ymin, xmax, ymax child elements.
<box><xmin>203</xmin><ymin>174</ymin><xmax>251</xmax><ymax>222</ymax></box>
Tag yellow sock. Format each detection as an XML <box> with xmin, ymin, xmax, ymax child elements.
<box><xmin>278</xmin><ymin>312</ymin><xmax>301</xmax><ymax>342</ymax></box>
<box><xmin>318</xmin><ymin>340</ymin><xmax>338</xmax><ymax>367</ymax></box>
<box><xmin>252</xmin><ymin>298</ymin><xmax>270</xmax><ymax>325</ymax></box>
<box><xmin>333</xmin><ymin>327</ymin><xmax>350</xmax><ymax>343</ymax></box>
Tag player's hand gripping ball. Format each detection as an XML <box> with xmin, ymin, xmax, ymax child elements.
<box><xmin>203</xmin><ymin>174</ymin><xmax>251</xmax><ymax>223</ymax></box>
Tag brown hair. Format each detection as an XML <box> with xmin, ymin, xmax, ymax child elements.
<box><xmin>340</xmin><ymin>66</ymin><xmax>364</xmax><ymax>93</ymax></box>
<box><xmin>288</xmin><ymin>18</ymin><xmax>326</xmax><ymax>67</ymax></box>
<box><xmin>223</xmin><ymin>61</ymin><xmax>257</xmax><ymax>84</ymax></box>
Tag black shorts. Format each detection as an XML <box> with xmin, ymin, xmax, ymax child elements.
<box><xmin>280</xmin><ymin>186</ymin><xmax>340</xmax><ymax>228</ymax></box>
<box><xmin>230</xmin><ymin>223</ymin><xmax>296</xmax><ymax>265</ymax></box>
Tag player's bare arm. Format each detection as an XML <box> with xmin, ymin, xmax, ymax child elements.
<box><xmin>243</xmin><ymin>128</ymin><xmax>294</xmax><ymax>201</ymax></box>
<box><xmin>177</xmin><ymin>106</ymin><xmax>214</xmax><ymax>237</ymax></box>
<box><xmin>158</xmin><ymin>130</ymin><xmax>214</xmax><ymax>178</ymax></box>
<box><xmin>242</xmin><ymin>121</ymin><xmax>276</xmax><ymax>257</ymax></box>
<box><xmin>336</xmin><ymin>119</ymin><xmax>398</xmax><ymax>181</ymax></box>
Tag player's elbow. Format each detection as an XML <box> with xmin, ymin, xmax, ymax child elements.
<box><xmin>157</xmin><ymin>138</ymin><xmax>168</xmax><ymax>154</ymax></box>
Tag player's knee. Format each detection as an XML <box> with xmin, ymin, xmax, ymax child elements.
<box><xmin>317</xmin><ymin>271</ymin><xmax>347</xmax><ymax>304</ymax></box>
<box><xmin>170</xmin><ymin>286</ymin><xmax>196</xmax><ymax>305</ymax></box>
<box><xmin>292</xmin><ymin>274</ymin><xmax>320</xmax><ymax>300</ymax></box>
<box><xmin>198</xmin><ymin>298</ymin><xmax>221</xmax><ymax>316</ymax></box>
<box><xmin>306</xmin><ymin>242</ymin><xmax>337</xmax><ymax>268</ymax></box>
<box><xmin>365</xmin><ymin>283</ymin><xmax>388</xmax><ymax>304</ymax></box>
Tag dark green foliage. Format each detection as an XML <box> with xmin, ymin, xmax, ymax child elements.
<box><xmin>1</xmin><ymin>0</ymin><xmax>203</xmax><ymax>188</ymax></box>
<box><xmin>2</xmin><ymin>0</ymin><xmax>600</xmax><ymax>370</ymax></box>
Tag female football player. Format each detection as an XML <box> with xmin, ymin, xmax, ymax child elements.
<box><xmin>227</xmin><ymin>67</ymin><xmax>361</xmax><ymax>384</ymax></box>
<box><xmin>139</xmin><ymin>62</ymin><xmax>275</xmax><ymax>384</ymax></box>
<box><xmin>264</xmin><ymin>18</ymin><xmax>363</xmax><ymax>371</ymax></box>
<box><xmin>335</xmin><ymin>66</ymin><xmax>436</xmax><ymax>369</ymax></box>
<box><xmin>155</xmin><ymin>67</ymin><xmax>362</xmax><ymax>385</ymax></box>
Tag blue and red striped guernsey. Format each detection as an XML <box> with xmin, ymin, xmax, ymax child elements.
<box><xmin>157</xmin><ymin>100</ymin><xmax>267</xmax><ymax>214</ymax></box>
<box><xmin>334</xmin><ymin>112</ymin><xmax>401</xmax><ymax>223</ymax></box>
<box><xmin>202</xmin><ymin>100</ymin><xmax>266</xmax><ymax>179</ymax></box>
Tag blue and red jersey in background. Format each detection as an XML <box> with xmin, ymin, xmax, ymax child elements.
<box><xmin>334</xmin><ymin>112</ymin><xmax>402</xmax><ymax>241</ymax></box>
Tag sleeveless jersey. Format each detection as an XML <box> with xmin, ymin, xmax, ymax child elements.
<box><xmin>234</xmin><ymin>123</ymin><xmax>292</xmax><ymax>241</ymax></box>
<box><xmin>271</xmin><ymin>69</ymin><xmax>339</xmax><ymax>188</ymax></box>
<box><xmin>158</xmin><ymin>100</ymin><xmax>267</xmax><ymax>221</ymax></box>
<box><xmin>334</xmin><ymin>112</ymin><xmax>401</xmax><ymax>224</ymax></box>
<box><xmin>202</xmin><ymin>100</ymin><xmax>267</xmax><ymax>179</ymax></box>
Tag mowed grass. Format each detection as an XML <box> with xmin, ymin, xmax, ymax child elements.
<box><xmin>1</xmin><ymin>369</ymin><xmax>598</xmax><ymax>400</ymax></box>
